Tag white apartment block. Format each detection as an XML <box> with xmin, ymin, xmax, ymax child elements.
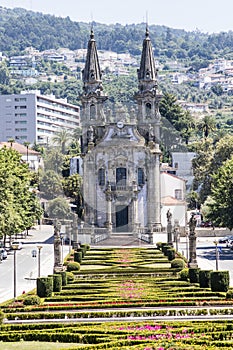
<box><xmin>0</xmin><ymin>91</ymin><xmax>80</xmax><ymax>145</ymax></box>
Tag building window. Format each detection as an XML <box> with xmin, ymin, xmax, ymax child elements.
<box><xmin>145</xmin><ymin>102</ymin><xmax>152</xmax><ymax>117</ymax></box>
<box><xmin>98</xmin><ymin>168</ymin><xmax>105</xmax><ymax>186</ymax></box>
<box><xmin>90</xmin><ymin>104</ymin><xmax>96</xmax><ymax>119</ymax></box>
<box><xmin>138</xmin><ymin>168</ymin><xmax>145</xmax><ymax>185</ymax></box>
<box><xmin>174</xmin><ymin>162</ymin><xmax>178</xmax><ymax>169</ymax></box>
<box><xmin>175</xmin><ymin>189</ymin><xmax>182</xmax><ymax>200</ymax></box>
<box><xmin>116</xmin><ymin>167</ymin><xmax>126</xmax><ymax>186</ymax></box>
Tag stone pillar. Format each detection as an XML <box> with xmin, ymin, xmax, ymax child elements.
<box><xmin>188</xmin><ymin>214</ymin><xmax>198</xmax><ymax>268</ymax></box>
<box><xmin>153</xmin><ymin>144</ymin><xmax>162</xmax><ymax>231</ymax></box>
<box><xmin>72</xmin><ymin>213</ymin><xmax>78</xmax><ymax>245</ymax></box>
<box><xmin>53</xmin><ymin>220</ymin><xmax>64</xmax><ymax>273</ymax></box>
<box><xmin>132</xmin><ymin>181</ymin><xmax>139</xmax><ymax>235</ymax></box>
<box><xmin>166</xmin><ymin>209</ymin><xmax>173</xmax><ymax>246</ymax></box>
<box><xmin>105</xmin><ymin>182</ymin><xmax>112</xmax><ymax>236</ymax></box>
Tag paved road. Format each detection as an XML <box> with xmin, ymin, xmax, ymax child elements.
<box><xmin>0</xmin><ymin>225</ymin><xmax>69</xmax><ymax>303</ymax></box>
<box><xmin>178</xmin><ymin>237</ymin><xmax>233</xmax><ymax>287</ymax></box>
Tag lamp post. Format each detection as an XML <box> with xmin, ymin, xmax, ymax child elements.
<box><xmin>12</xmin><ymin>243</ymin><xmax>19</xmax><ymax>300</ymax></box>
<box><xmin>37</xmin><ymin>246</ymin><xmax>43</xmax><ymax>277</ymax></box>
<box><xmin>185</xmin><ymin>229</ymin><xmax>189</xmax><ymax>260</ymax></box>
<box><xmin>214</xmin><ymin>240</ymin><xmax>219</xmax><ymax>271</ymax></box>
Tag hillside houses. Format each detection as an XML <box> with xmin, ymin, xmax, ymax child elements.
<box><xmin>3</xmin><ymin>45</ymin><xmax>233</xmax><ymax>98</ymax></box>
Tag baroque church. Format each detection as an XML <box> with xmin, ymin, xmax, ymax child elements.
<box><xmin>79</xmin><ymin>28</ymin><xmax>186</xmax><ymax>243</ymax></box>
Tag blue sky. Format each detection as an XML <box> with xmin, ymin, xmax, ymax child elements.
<box><xmin>0</xmin><ymin>0</ymin><xmax>232</xmax><ymax>33</ymax></box>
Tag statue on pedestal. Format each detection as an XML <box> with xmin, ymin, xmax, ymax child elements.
<box><xmin>166</xmin><ymin>209</ymin><xmax>173</xmax><ymax>245</ymax></box>
<box><xmin>188</xmin><ymin>213</ymin><xmax>198</xmax><ymax>268</ymax></box>
<box><xmin>53</xmin><ymin>219</ymin><xmax>63</xmax><ymax>273</ymax></box>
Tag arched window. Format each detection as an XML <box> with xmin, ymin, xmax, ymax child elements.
<box><xmin>90</xmin><ymin>104</ymin><xmax>96</xmax><ymax>119</ymax></box>
<box><xmin>116</xmin><ymin>167</ymin><xmax>126</xmax><ymax>187</ymax></box>
<box><xmin>145</xmin><ymin>102</ymin><xmax>152</xmax><ymax>117</ymax></box>
<box><xmin>138</xmin><ymin>168</ymin><xmax>145</xmax><ymax>186</ymax></box>
<box><xmin>98</xmin><ymin>168</ymin><xmax>105</xmax><ymax>186</ymax></box>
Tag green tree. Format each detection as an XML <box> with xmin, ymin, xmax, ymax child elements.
<box><xmin>204</xmin><ymin>156</ymin><xmax>233</xmax><ymax>229</ymax></box>
<box><xmin>46</xmin><ymin>197</ymin><xmax>71</xmax><ymax>220</ymax></box>
<box><xmin>52</xmin><ymin>129</ymin><xmax>72</xmax><ymax>154</ymax></box>
<box><xmin>63</xmin><ymin>174</ymin><xmax>83</xmax><ymax>216</ymax></box>
<box><xmin>198</xmin><ymin>115</ymin><xmax>216</xmax><ymax>139</ymax></box>
<box><xmin>0</xmin><ymin>62</ymin><xmax>10</xmax><ymax>84</ymax></box>
<box><xmin>43</xmin><ymin>148</ymin><xmax>64</xmax><ymax>174</ymax></box>
<box><xmin>39</xmin><ymin>170</ymin><xmax>63</xmax><ymax>200</ymax></box>
<box><xmin>0</xmin><ymin>147</ymin><xmax>42</xmax><ymax>244</ymax></box>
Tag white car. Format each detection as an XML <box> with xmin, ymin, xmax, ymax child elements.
<box><xmin>11</xmin><ymin>241</ymin><xmax>23</xmax><ymax>250</ymax></box>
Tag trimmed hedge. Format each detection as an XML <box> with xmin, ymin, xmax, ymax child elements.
<box><xmin>199</xmin><ymin>270</ymin><xmax>212</xmax><ymax>288</ymax></box>
<box><xmin>37</xmin><ymin>277</ymin><xmax>53</xmax><ymax>298</ymax></box>
<box><xmin>171</xmin><ymin>258</ymin><xmax>186</xmax><ymax>269</ymax></box>
<box><xmin>74</xmin><ymin>251</ymin><xmax>83</xmax><ymax>263</ymax></box>
<box><xmin>179</xmin><ymin>268</ymin><xmax>189</xmax><ymax>281</ymax></box>
<box><xmin>167</xmin><ymin>248</ymin><xmax>176</xmax><ymax>261</ymax></box>
<box><xmin>211</xmin><ymin>271</ymin><xmax>230</xmax><ymax>292</ymax></box>
<box><xmin>67</xmin><ymin>262</ymin><xmax>80</xmax><ymax>272</ymax></box>
<box><xmin>58</xmin><ymin>271</ymin><xmax>67</xmax><ymax>286</ymax></box>
<box><xmin>189</xmin><ymin>268</ymin><xmax>200</xmax><ymax>284</ymax></box>
<box><xmin>226</xmin><ymin>289</ymin><xmax>233</xmax><ymax>299</ymax></box>
<box><xmin>23</xmin><ymin>295</ymin><xmax>41</xmax><ymax>306</ymax></box>
<box><xmin>53</xmin><ymin>274</ymin><xmax>62</xmax><ymax>292</ymax></box>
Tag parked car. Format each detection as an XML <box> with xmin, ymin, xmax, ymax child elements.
<box><xmin>218</xmin><ymin>235</ymin><xmax>233</xmax><ymax>244</ymax></box>
<box><xmin>200</xmin><ymin>221</ymin><xmax>213</xmax><ymax>228</ymax></box>
<box><xmin>0</xmin><ymin>248</ymin><xmax>7</xmax><ymax>260</ymax></box>
<box><xmin>10</xmin><ymin>241</ymin><xmax>23</xmax><ymax>250</ymax></box>
<box><xmin>227</xmin><ymin>238</ymin><xmax>233</xmax><ymax>248</ymax></box>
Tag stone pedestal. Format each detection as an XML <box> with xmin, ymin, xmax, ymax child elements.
<box><xmin>188</xmin><ymin>214</ymin><xmax>198</xmax><ymax>268</ymax></box>
<box><xmin>167</xmin><ymin>222</ymin><xmax>173</xmax><ymax>246</ymax></box>
<box><xmin>53</xmin><ymin>220</ymin><xmax>64</xmax><ymax>273</ymax></box>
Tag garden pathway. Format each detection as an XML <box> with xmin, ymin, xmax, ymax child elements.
<box><xmin>92</xmin><ymin>233</ymin><xmax>151</xmax><ymax>247</ymax></box>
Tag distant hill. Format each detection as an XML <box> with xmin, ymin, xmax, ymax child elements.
<box><xmin>0</xmin><ymin>7</ymin><xmax>233</xmax><ymax>63</ymax></box>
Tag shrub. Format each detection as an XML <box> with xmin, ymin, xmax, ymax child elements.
<box><xmin>211</xmin><ymin>271</ymin><xmax>230</xmax><ymax>292</ymax></box>
<box><xmin>74</xmin><ymin>251</ymin><xmax>82</xmax><ymax>263</ymax></box>
<box><xmin>171</xmin><ymin>258</ymin><xmax>185</xmax><ymax>269</ymax></box>
<box><xmin>0</xmin><ymin>310</ymin><xmax>4</xmax><ymax>324</ymax></box>
<box><xmin>23</xmin><ymin>295</ymin><xmax>41</xmax><ymax>306</ymax></box>
<box><xmin>189</xmin><ymin>268</ymin><xmax>200</xmax><ymax>283</ymax></box>
<box><xmin>199</xmin><ymin>270</ymin><xmax>212</xmax><ymax>288</ymax></box>
<box><xmin>53</xmin><ymin>274</ymin><xmax>62</xmax><ymax>292</ymax></box>
<box><xmin>59</xmin><ymin>271</ymin><xmax>67</xmax><ymax>286</ymax></box>
<box><xmin>66</xmin><ymin>271</ymin><xmax>74</xmax><ymax>282</ymax></box>
<box><xmin>37</xmin><ymin>277</ymin><xmax>53</xmax><ymax>298</ymax></box>
<box><xmin>162</xmin><ymin>244</ymin><xmax>171</xmax><ymax>255</ymax></box>
<box><xmin>226</xmin><ymin>289</ymin><xmax>233</xmax><ymax>299</ymax></box>
<box><xmin>77</xmin><ymin>248</ymin><xmax>85</xmax><ymax>258</ymax></box>
<box><xmin>67</xmin><ymin>262</ymin><xmax>80</xmax><ymax>272</ymax></box>
<box><xmin>179</xmin><ymin>268</ymin><xmax>189</xmax><ymax>281</ymax></box>
<box><xmin>167</xmin><ymin>248</ymin><xmax>176</xmax><ymax>261</ymax></box>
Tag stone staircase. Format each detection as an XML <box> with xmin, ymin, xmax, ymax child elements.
<box><xmin>92</xmin><ymin>233</ymin><xmax>151</xmax><ymax>247</ymax></box>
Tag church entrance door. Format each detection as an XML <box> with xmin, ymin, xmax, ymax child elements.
<box><xmin>116</xmin><ymin>205</ymin><xmax>128</xmax><ymax>232</ymax></box>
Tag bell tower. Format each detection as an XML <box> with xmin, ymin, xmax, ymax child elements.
<box><xmin>135</xmin><ymin>26</ymin><xmax>162</xmax><ymax>144</ymax></box>
<box><xmin>81</xmin><ymin>29</ymin><xmax>108</xmax><ymax>153</ymax></box>
<box><xmin>135</xmin><ymin>26</ymin><xmax>163</xmax><ymax>234</ymax></box>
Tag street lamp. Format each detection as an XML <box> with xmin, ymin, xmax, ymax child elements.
<box><xmin>60</xmin><ymin>234</ymin><xmax>64</xmax><ymax>263</ymax></box>
<box><xmin>37</xmin><ymin>246</ymin><xmax>43</xmax><ymax>277</ymax></box>
<box><xmin>12</xmin><ymin>243</ymin><xmax>19</xmax><ymax>300</ymax></box>
<box><xmin>214</xmin><ymin>240</ymin><xmax>219</xmax><ymax>271</ymax></box>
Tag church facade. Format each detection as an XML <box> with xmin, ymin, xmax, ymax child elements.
<box><xmin>80</xmin><ymin>29</ymin><xmax>181</xmax><ymax>241</ymax></box>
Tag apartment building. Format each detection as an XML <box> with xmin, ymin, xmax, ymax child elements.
<box><xmin>0</xmin><ymin>91</ymin><xmax>80</xmax><ymax>145</ymax></box>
